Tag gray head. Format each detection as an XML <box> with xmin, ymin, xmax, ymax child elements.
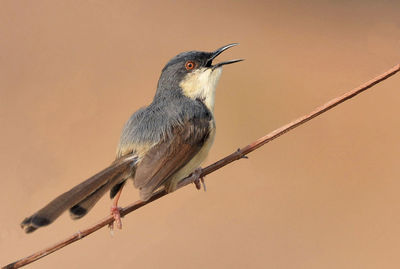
<box><xmin>155</xmin><ymin>43</ymin><xmax>243</xmax><ymax>111</ymax></box>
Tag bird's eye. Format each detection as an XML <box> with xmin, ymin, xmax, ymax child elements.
<box><xmin>185</xmin><ymin>61</ymin><xmax>196</xmax><ymax>70</ymax></box>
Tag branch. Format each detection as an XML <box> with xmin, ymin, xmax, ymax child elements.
<box><xmin>3</xmin><ymin>63</ymin><xmax>400</xmax><ymax>269</ymax></box>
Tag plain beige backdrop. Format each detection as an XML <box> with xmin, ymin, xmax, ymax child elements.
<box><xmin>1</xmin><ymin>0</ymin><xmax>400</xmax><ymax>268</ymax></box>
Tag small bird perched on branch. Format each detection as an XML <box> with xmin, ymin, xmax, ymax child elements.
<box><xmin>20</xmin><ymin>43</ymin><xmax>243</xmax><ymax>233</ymax></box>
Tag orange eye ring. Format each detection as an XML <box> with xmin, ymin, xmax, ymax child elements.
<box><xmin>185</xmin><ymin>61</ymin><xmax>196</xmax><ymax>70</ymax></box>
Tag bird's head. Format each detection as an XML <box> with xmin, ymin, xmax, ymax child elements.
<box><xmin>156</xmin><ymin>43</ymin><xmax>243</xmax><ymax>111</ymax></box>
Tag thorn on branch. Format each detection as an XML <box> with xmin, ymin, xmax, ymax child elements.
<box><xmin>236</xmin><ymin>148</ymin><xmax>249</xmax><ymax>159</ymax></box>
<box><xmin>76</xmin><ymin>230</ymin><xmax>83</xmax><ymax>240</ymax></box>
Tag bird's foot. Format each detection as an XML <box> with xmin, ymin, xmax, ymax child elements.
<box><xmin>109</xmin><ymin>205</ymin><xmax>123</xmax><ymax>231</ymax></box>
<box><xmin>108</xmin><ymin>183</ymin><xmax>124</xmax><ymax>232</ymax></box>
<box><xmin>192</xmin><ymin>167</ymin><xmax>206</xmax><ymax>192</ymax></box>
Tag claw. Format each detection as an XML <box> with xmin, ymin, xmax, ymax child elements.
<box><xmin>192</xmin><ymin>167</ymin><xmax>206</xmax><ymax>192</ymax></box>
<box><xmin>200</xmin><ymin>177</ymin><xmax>207</xmax><ymax>192</ymax></box>
<box><xmin>109</xmin><ymin>226</ymin><xmax>114</xmax><ymax>236</ymax></box>
<box><xmin>194</xmin><ymin>179</ymin><xmax>202</xmax><ymax>190</ymax></box>
<box><xmin>109</xmin><ymin>205</ymin><xmax>123</xmax><ymax>231</ymax></box>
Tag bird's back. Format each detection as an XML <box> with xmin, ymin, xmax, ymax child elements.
<box><xmin>117</xmin><ymin>89</ymin><xmax>214</xmax><ymax>159</ymax></box>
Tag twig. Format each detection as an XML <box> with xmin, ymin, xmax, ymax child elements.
<box><xmin>3</xmin><ymin>64</ymin><xmax>400</xmax><ymax>269</ymax></box>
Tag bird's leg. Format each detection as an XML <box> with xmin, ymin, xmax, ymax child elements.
<box><xmin>192</xmin><ymin>167</ymin><xmax>206</xmax><ymax>192</ymax></box>
<box><xmin>109</xmin><ymin>184</ymin><xmax>124</xmax><ymax>230</ymax></box>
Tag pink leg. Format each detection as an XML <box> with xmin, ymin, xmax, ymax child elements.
<box><xmin>109</xmin><ymin>185</ymin><xmax>124</xmax><ymax>230</ymax></box>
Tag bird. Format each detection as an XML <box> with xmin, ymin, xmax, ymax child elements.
<box><xmin>20</xmin><ymin>43</ymin><xmax>243</xmax><ymax>233</ymax></box>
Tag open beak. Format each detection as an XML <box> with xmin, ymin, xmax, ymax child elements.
<box><xmin>207</xmin><ymin>43</ymin><xmax>244</xmax><ymax>69</ymax></box>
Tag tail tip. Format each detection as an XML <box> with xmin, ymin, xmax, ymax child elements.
<box><xmin>20</xmin><ymin>215</ymin><xmax>51</xmax><ymax>233</ymax></box>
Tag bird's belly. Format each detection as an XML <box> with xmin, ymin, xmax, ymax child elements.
<box><xmin>167</xmin><ymin>121</ymin><xmax>216</xmax><ymax>191</ymax></box>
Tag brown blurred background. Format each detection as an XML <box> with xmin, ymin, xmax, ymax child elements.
<box><xmin>1</xmin><ymin>0</ymin><xmax>400</xmax><ymax>268</ymax></box>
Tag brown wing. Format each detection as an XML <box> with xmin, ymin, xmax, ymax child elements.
<box><xmin>133</xmin><ymin>118</ymin><xmax>211</xmax><ymax>200</ymax></box>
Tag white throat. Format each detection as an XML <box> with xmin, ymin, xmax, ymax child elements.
<box><xmin>179</xmin><ymin>67</ymin><xmax>223</xmax><ymax>111</ymax></box>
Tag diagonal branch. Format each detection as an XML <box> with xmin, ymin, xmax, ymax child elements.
<box><xmin>3</xmin><ymin>63</ymin><xmax>400</xmax><ymax>269</ymax></box>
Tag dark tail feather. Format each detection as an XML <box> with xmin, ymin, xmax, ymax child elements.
<box><xmin>110</xmin><ymin>181</ymin><xmax>127</xmax><ymax>199</ymax></box>
<box><xmin>70</xmin><ymin>178</ymin><xmax>127</xmax><ymax>220</ymax></box>
<box><xmin>21</xmin><ymin>155</ymin><xmax>137</xmax><ymax>233</ymax></box>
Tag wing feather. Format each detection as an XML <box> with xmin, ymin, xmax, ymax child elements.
<box><xmin>134</xmin><ymin>117</ymin><xmax>211</xmax><ymax>200</ymax></box>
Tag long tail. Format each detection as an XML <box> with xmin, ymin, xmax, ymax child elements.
<box><xmin>21</xmin><ymin>155</ymin><xmax>137</xmax><ymax>233</ymax></box>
